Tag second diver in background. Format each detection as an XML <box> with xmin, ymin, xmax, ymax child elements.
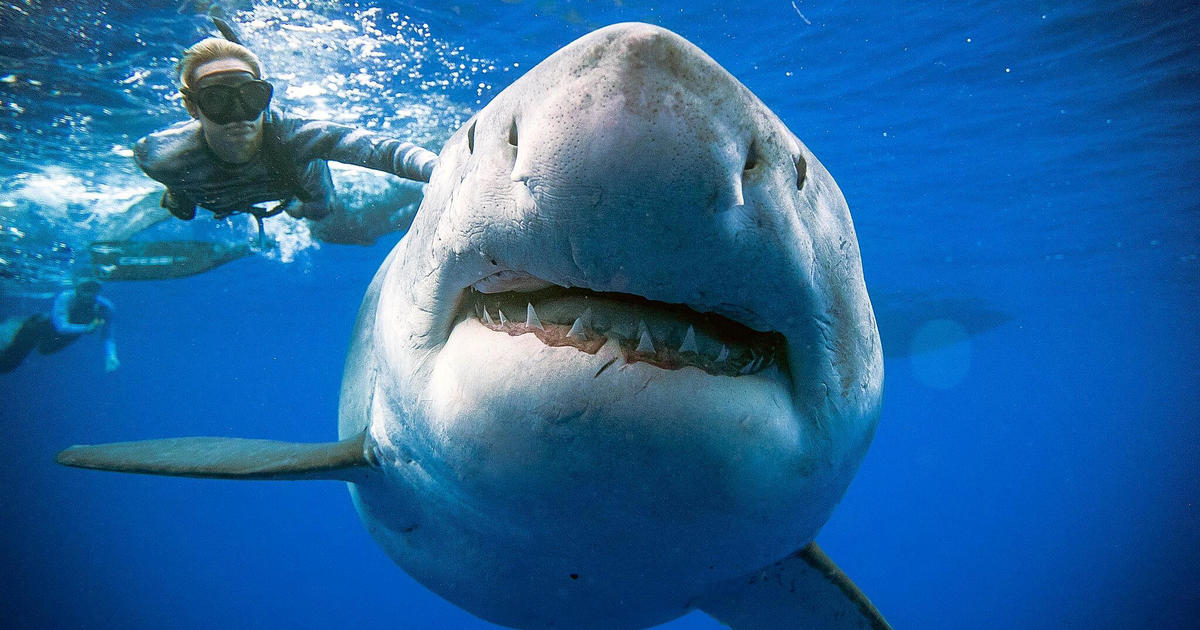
<box><xmin>0</xmin><ymin>278</ymin><xmax>118</xmax><ymax>374</ymax></box>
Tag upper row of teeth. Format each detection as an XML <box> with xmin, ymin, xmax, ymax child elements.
<box><xmin>479</xmin><ymin>302</ymin><xmax>773</xmax><ymax>374</ymax></box>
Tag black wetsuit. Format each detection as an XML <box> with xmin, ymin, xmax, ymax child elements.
<box><xmin>133</xmin><ymin>108</ymin><xmax>437</xmax><ymax>221</ymax></box>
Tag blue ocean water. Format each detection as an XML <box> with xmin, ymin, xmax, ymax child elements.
<box><xmin>1</xmin><ymin>1</ymin><xmax>1197</xmax><ymax>628</ymax></box>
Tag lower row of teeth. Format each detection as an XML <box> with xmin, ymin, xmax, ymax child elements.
<box><xmin>474</xmin><ymin>302</ymin><xmax>776</xmax><ymax>376</ymax></box>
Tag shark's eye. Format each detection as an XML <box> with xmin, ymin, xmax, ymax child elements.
<box><xmin>467</xmin><ymin>120</ymin><xmax>476</xmax><ymax>154</ymax></box>
<box><xmin>795</xmin><ymin>153</ymin><xmax>807</xmax><ymax>190</ymax></box>
<box><xmin>743</xmin><ymin>140</ymin><xmax>759</xmax><ymax>172</ymax></box>
<box><xmin>507</xmin><ymin>120</ymin><xmax>519</xmax><ymax>147</ymax></box>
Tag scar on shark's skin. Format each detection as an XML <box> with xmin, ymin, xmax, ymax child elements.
<box><xmin>55</xmin><ymin>22</ymin><xmax>889</xmax><ymax>630</ymax></box>
<box><xmin>594</xmin><ymin>357</ymin><xmax>618</xmax><ymax>378</ymax></box>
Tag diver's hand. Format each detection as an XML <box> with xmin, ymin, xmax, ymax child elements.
<box><xmin>282</xmin><ymin>198</ymin><xmax>307</xmax><ymax>219</ymax></box>
<box><xmin>282</xmin><ymin>198</ymin><xmax>332</xmax><ymax>221</ymax></box>
<box><xmin>105</xmin><ymin>353</ymin><xmax>120</xmax><ymax>373</ymax></box>
<box><xmin>420</xmin><ymin>156</ymin><xmax>438</xmax><ymax>182</ymax></box>
<box><xmin>86</xmin><ymin>318</ymin><xmax>104</xmax><ymax>333</ymax></box>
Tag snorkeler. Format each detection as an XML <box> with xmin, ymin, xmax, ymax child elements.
<box><xmin>0</xmin><ymin>278</ymin><xmax>118</xmax><ymax>373</ymax></box>
<box><xmin>133</xmin><ymin>36</ymin><xmax>437</xmax><ymax>231</ymax></box>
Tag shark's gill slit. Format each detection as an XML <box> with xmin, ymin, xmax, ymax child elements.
<box><xmin>744</xmin><ymin>140</ymin><xmax>760</xmax><ymax>172</ymax></box>
<box><xmin>507</xmin><ymin>120</ymin><xmax>519</xmax><ymax>147</ymax></box>
<box><xmin>795</xmin><ymin>153</ymin><xmax>807</xmax><ymax>190</ymax></box>
<box><xmin>466</xmin><ymin>119</ymin><xmax>476</xmax><ymax>154</ymax></box>
<box><xmin>459</xmin><ymin>286</ymin><xmax>788</xmax><ymax>378</ymax></box>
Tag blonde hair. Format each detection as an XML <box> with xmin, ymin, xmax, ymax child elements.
<box><xmin>176</xmin><ymin>38</ymin><xmax>264</xmax><ymax>88</ymax></box>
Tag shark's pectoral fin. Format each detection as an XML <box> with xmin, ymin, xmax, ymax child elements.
<box><xmin>55</xmin><ymin>430</ymin><xmax>375</xmax><ymax>482</ymax></box>
<box><xmin>695</xmin><ymin>543</ymin><xmax>891</xmax><ymax>630</ymax></box>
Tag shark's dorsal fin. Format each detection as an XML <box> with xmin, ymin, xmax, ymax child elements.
<box><xmin>695</xmin><ymin>543</ymin><xmax>892</xmax><ymax>630</ymax></box>
<box><xmin>55</xmin><ymin>431</ymin><xmax>374</xmax><ymax>482</ymax></box>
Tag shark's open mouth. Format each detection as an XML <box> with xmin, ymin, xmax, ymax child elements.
<box><xmin>458</xmin><ymin>285</ymin><xmax>787</xmax><ymax>377</ymax></box>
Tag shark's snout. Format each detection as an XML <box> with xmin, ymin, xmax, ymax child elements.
<box><xmin>441</xmin><ymin>24</ymin><xmax>814</xmax><ymax>341</ymax></box>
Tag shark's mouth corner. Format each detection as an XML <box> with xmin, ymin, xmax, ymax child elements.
<box><xmin>453</xmin><ymin>280</ymin><xmax>789</xmax><ymax>378</ymax></box>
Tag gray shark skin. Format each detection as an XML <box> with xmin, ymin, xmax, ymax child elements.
<box><xmin>338</xmin><ymin>22</ymin><xmax>885</xmax><ymax>629</ymax></box>
<box><xmin>58</xmin><ymin>23</ymin><xmax>889</xmax><ymax>630</ymax></box>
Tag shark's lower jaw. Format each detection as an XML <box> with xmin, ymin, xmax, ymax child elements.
<box><xmin>373</xmin><ymin>312</ymin><xmax>823</xmax><ymax>630</ymax></box>
<box><xmin>457</xmin><ymin>285</ymin><xmax>790</xmax><ymax>378</ymax></box>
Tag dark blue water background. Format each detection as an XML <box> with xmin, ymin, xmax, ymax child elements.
<box><xmin>1</xmin><ymin>1</ymin><xmax>1197</xmax><ymax>628</ymax></box>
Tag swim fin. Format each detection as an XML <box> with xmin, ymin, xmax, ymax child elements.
<box><xmin>89</xmin><ymin>239</ymin><xmax>252</xmax><ymax>281</ymax></box>
<box><xmin>211</xmin><ymin>15</ymin><xmax>244</xmax><ymax>45</ymax></box>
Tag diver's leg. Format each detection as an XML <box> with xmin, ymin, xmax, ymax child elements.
<box><xmin>36</xmin><ymin>322</ymin><xmax>80</xmax><ymax>355</ymax></box>
<box><xmin>0</xmin><ymin>315</ymin><xmax>49</xmax><ymax>372</ymax></box>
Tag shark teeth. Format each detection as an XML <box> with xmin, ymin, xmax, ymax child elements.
<box><xmin>679</xmin><ymin>325</ymin><xmax>697</xmax><ymax>354</ymax></box>
<box><xmin>636</xmin><ymin>321</ymin><xmax>655</xmax><ymax>353</ymax></box>
<box><xmin>740</xmin><ymin>354</ymin><xmax>763</xmax><ymax>375</ymax></box>
<box><xmin>526</xmin><ymin>303</ymin><xmax>544</xmax><ymax>330</ymax></box>
<box><xmin>566</xmin><ymin>308</ymin><xmax>591</xmax><ymax>341</ymax></box>
<box><xmin>467</xmin><ymin>290</ymin><xmax>783</xmax><ymax>378</ymax></box>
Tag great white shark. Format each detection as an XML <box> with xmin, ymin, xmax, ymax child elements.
<box><xmin>58</xmin><ymin>23</ymin><xmax>889</xmax><ymax>630</ymax></box>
